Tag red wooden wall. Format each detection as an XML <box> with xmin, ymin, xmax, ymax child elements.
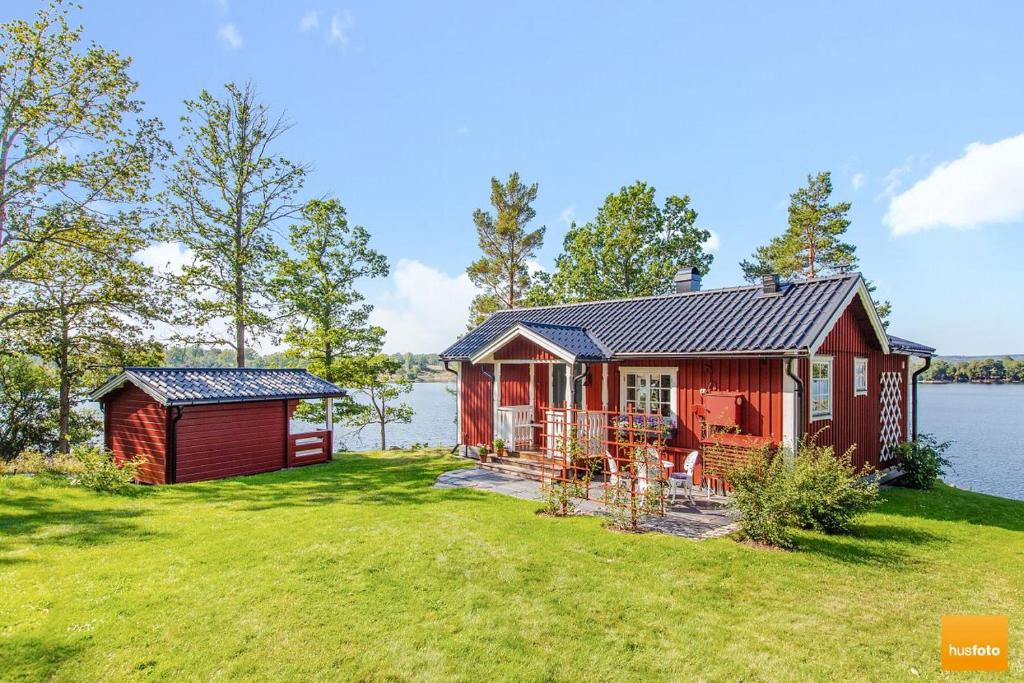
<box><xmin>803</xmin><ymin>300</ymin><xmax>909</xmax><ymax>470</ymax></box>
<box><xmin>494</xmin><ymin>337</ymin><xmax>559</xmax><ymax>360</ymax></box>
<box><xmin>459</xmin><ymin>362</ymin><xmax>493</xmax><ymax>446</ymax></box>
<box><xmin>104</xmin><ymin>385</ymin><xmax>168</xmax><ymax>485</ymax></box>
<box><xmin>174</xmin><ymin>400</ymin><xmax>292</xmax><ymax>483</ymax></box>
<box><xmin>606</xmin><ymin>358</ymin><xmax>783</xmax><ymax>451</ymax></box>
<box><xmin>499</xmin><ymin>364</ymin><xmax>531</xmax><ymax>406</ymax></box>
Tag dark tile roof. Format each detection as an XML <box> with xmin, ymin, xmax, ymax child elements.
<box><xmin>442</xmin><ymin>273</ymin><xmax>872</xmax><ymax>360</ymax></box>
<box><xmin>518</xmin><ymin>322</ymin><xmax>611</xmax><ymax>361</ymax></box>
<box><xmin>887</xmin><ymin>335</ymin><xmax>936</xmax><ymax>356</ymax></box>
<box><xmin>90</xmin><ymin>367</ymin><xmax>346</xmax><ymax>406</ymax></box>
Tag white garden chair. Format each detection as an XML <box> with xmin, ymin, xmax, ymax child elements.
<box><xmin>637</xmin><ymin>446</ymin><xmax>673</xmax><ymax>496</ymax></box>
<box><xmin>668</xmin><ymin>450</ymin><xmax>699</xmax><ymax>504</ymax></box>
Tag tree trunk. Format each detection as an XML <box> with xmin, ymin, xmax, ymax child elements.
<box><xmin>380</xmin><ymin>421</ymin><xmax>386</xmax><ymax>451</ymax></box>
<box><xmin>235</xmin><ymin>317</ymin><xmax>245</xmax><ymax>368</ymax></box>
<box><xmin>57</xmin><ymin>322</ymin><xmax>71</xmax><ymax>454</ymax></box>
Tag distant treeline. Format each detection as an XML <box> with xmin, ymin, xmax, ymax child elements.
<box><xmin>164</xmin><ymin>347</ymin><xmax>444</xmax><ymax>382</ymax></box>
<box><xmin>923</xmin><ymin>357</ymin><xmax>1024</xmax><ymax>383</ymax></box>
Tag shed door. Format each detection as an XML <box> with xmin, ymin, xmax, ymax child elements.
<box><xmin>879</xmin><ymin>371</ymin><xmax>903</xmax><ymax>462</ymax></box>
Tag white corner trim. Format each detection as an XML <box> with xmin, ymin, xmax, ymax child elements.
<box><xmin>782</xmin><ymin>359</ymin><xmax>798</xmax><ymax>454</ymax></box>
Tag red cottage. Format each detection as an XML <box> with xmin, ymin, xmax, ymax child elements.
<box><xmin>440</xmin><ymin>270</ymin><xmax>935</xmax><ymax>488</ymax></box>
<box><xmin>90</xmin><ymin>368</ymin><xmax>345</xmax><ymax>484</ymax></box>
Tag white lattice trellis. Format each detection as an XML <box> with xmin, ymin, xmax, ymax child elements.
<box><xmin>879</xmin><ymin>371</ymin><xmax>903</xmax><ymax>461</ymax></box>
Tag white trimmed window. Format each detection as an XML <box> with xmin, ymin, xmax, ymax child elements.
<box><xmin>620</xmin><ymin>368</ymin><xmax>677</xmax><ymax>418</ymax></box>
<box><xmin>810</xmin><ymin>357</ymin><xmax>833</xmax><ymax>420</ymax></box>
<box><xmin>551</xmin><ymin>363</ymin><xmax>584</xmax><ymax>409</ymax></box>
<box><xmin>854</xmin><ymin>357</ymin><xmax>868</xmax><ymax>396</ymax></box>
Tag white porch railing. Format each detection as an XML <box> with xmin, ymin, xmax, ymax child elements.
<box><xmin>497</xmin><ymin>405</ymin><xmax>533</xmax><ymax>448</ymax></box>
<box><xmin>544</xmin><ymin>409</ymin><xmax>607</xmax><ymax>458</ymax></box>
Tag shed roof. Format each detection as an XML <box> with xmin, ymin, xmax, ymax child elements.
<box><xmin>443</xmin><ymin>273</ymin><xmax>896</xmax><ymax>361</ymax></box>
<box><xmin>90</xmin><ymin>367</ymin><xmax>346</xmax><ymax>406</ymax></box>
<box><xmin>887</xmin><ymin>335</ymin><xmax>936</xmax><ymax>356</ymax></box>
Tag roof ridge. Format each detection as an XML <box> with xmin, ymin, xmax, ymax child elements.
<box><xmin>490</xmin><ymin>272</ymin><xmax>861</xmax><ymax>315</ymax></box>
<box><xmin>126</xmin><ymin>366</ymin><xmax>309</xmax><ymax>372</ymax></box>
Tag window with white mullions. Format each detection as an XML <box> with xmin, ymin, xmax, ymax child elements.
<box><xmin>854</xmin><ymin>357</ymin><xmax>868</xmax><ymax>396</ymax></box>
<box><xmin>811</xmin><ymin>356</ymin><xmax>833</xmax><ymax>419</ymax></box>
<box><xmin>622</xmin><ymin>370</ymin><xmax>675</xmax><ymax>417</ymax></box>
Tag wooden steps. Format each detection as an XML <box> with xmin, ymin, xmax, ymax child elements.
<box><xmin>477</xmin><ymin>452</ymin><xmax>565</xmax><ymax>482</ymax></box>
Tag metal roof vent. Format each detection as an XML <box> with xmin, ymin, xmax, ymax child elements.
<box><xmin>674</xmin><ymin>267</ymin><xmax>701</xmax><ymax>293</ymax></box>
<box><xmin>762</xmin><ymin>273</ymin><xmax>781</xmax><ymax>294</ymax></box>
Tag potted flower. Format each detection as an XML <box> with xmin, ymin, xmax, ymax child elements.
<box><xmin>493</xmin><ymin>437</ymin><xmax>506</xmax><ymax>458</ymax></box>
<box><xmin>477</xmin><ymin>443</ymin><xmax>489</xmax><ymax>463</ymax></box>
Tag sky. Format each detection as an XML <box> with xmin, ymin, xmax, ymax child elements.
<box><xmin>8</xmin><ymin>1</ymin><xmax>1024</xmax><ymax>355</ymax></box>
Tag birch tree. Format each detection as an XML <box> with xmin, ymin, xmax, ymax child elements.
<box><xmin>160</xmin><ymin>82</ymin><xmax>308</xmax><ymax>367</ymax></box>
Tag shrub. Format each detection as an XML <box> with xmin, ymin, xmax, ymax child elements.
<box><xmin>726</xmin><ymin>445</ymin><xmax>795</xmax><ymax>547</ymax></box>
<box><xmin>2</xmin><ymin>449</ymin><xmax>84</xmax><ymax>480</ymax></box>
<box><xmin>789</xmin><ymin>440</ymin><xmax>879</xmax><ymax>534</ymax></box>
<box><xmin>492</xmin><ymin>437</ymin><xmax>505</xmax><ymax>452</ymax></box>
<box><xmin>893</xmin><ymin>434</ymin><xmax>953</xmax><ymax>490</ymax></box>
<box><xmin>70</xmin><ymin>446</ymin><xmax>145</xmax><ymax>494</ymax></box>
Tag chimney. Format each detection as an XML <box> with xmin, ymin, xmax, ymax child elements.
<box><xmin>674</xmin><ymin>267</ymin><xmax>701</xmax><ymax>293</ymax></box>
<box><xmin>762</xmin><ymin>273</ymin><xmax>781</xmax><ymax>294</ymax></box>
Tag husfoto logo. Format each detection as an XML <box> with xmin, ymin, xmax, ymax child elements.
<box><xmin>941</xmin><ymin>615</ymin><xmax>1009</xmax><ymax>672</ymax></box>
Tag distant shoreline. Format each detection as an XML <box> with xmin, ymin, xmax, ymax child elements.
<box><xmin>922</xmin><ymin>380</ymin><xmax>1023</xmax><ymax>385</ymax></box>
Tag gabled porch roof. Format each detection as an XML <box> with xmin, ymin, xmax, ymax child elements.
<box><xmin>469</xmin><ymin>321</ymin><xmax>612</xmax><ymax>364</ymax></box>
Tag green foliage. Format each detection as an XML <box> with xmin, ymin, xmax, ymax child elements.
<box><xmin>790</xmin><ymin>441</ymin><xmax>879</xmax><ymax>534</ymax></box>
<box><xmin>2</xmin><ymin>449</ymin><xmax>83</xmax><ymax>480</ymax></box>
<box><xmin>924</xmin><ymin>356</ymin><xmax>1024</xmax><ymax>383</ymax></box>
<box><xmin>466</xmin><ymin>172</ymin><xmax>545</xmax><ymax>326</ymax></box>
<box><xmin>159</xmin><ymin>81</ymin><xmax>309</xmax><ymax>367</ymax></box>
<box><xmin>0</xmin><ymin>355</ymin><xmax>60</xmax><ymax>461</ymax></box>
<box><xmin>67</xmin><ymin>445</ymin><xmax>143</xmax><ymax>494</ymax></box>
<box><xmin>543</xmin><ymin>181</ymin><xmax>713</xmax><ymax>303</ymax></box>
<box><xmin>0</xmin><ymin>0</ymin><xmax>166</xmax><ymax>289</ymax></box>
<box><xmin>728</xmin><ymin>439</ymin><xmax>881</xmax><ymax>545</ymax></box>
<box><xmin>343</xmin><ymin>354</ymin><xmax>415</xmax><ymax>450</ymax></box>
<box><xmin>274</xmin><ymin>198</ymin><xmax>388</xmax><ymax>424</ymax></box>
<box><xmin>492</xmin><ymin>437</ymin><xmax>505</xmax><ymax>451</ymax></box>
<box><xmin>893</xmin><ymin>434</ymin><xmax>953</xmax><ymax>490</ymax></box>
<box><xmin>726</xmin><ymin>445</ymin><xmax>796</xmax><ymax>547</ymax></box>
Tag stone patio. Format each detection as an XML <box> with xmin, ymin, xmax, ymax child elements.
<box><xmin>434</xmin><ymin>468</ymin><xmax>737</xmax><ymax>540</ymax></box>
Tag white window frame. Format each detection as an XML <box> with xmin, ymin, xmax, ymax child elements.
<box><xmin>810</xmin><ymin>356</ymin><xmax>833</xmax><ymax>420</ymax></box>
<box><xmin>618</xmin><ymin>367</ymin><xmax>678</xmax><ymax>420</ymax></box>
<box><xmin>549</xmin><ymin>362</ymin><xmax>584</xmax><ymax>409</ymax></box>
<box><xmin>853</xmin><ymin>357</ymin><xmax>868</xmax><ymax>397</ymax></box>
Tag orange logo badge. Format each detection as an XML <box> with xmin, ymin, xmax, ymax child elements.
<box><xmin>941</xmin><ymin>615</ymin><xmax>1009</xmax><ymax>672</ymax></box>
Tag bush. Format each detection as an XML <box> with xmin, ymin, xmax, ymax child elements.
<box><xmin>70</xmin><ymin>446</ymin><xmax>145</xmax><ymax>494</ymax></box>
<box><xmin>726</xmin><ymin>445</ymin><xmax>796</xmax><ymax>548</ymax></box>
<box><xmin>2</xmin><ymin>449</ymin><xmax>84</xmax><ymax>479</ymax></box>
<box><xmin>893</xmin><ymin>434</ymin><xmax>953</xmax><ymax>490</ymax></box>
<box><xmin>789</xmin><ymin>441</ymin><xmax>879</xmax><ymax>534</ymax></box>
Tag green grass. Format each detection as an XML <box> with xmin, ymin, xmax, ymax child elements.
<box><xmin>1</xmin><ymin>450</ymin><xmax>1021</xmax><ymax>681</ymax></box>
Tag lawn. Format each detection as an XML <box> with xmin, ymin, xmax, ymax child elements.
<box><xmin>1</xmin><ymin>450</ymin><xmax>1021</xmax><ymax>681</ymax></box>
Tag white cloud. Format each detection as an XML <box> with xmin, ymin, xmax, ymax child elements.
<box><xmin>560</xmin><ymin>205</ymin><xmax>575</xmax><ymax>224</ymax></box>
<box><xmin>136</xmin><ymin>241</ymin><xmax>193</xmax><ymax>276</ymax></box>
<box><xmin>329</xmin><ymin>11</ymin><xmax>354</xmax><ymax>46</ymax></box>
<box><xmin>525</xmin><ymin>258</ymin><xmax>546</xmax><ymax>275</ymax></box>
<box><xmin>217</xmin><ymin>23</ymin><xmax>243</xmax><ymax>50</ymax></box>
<box><xmin>369</xmin><ymin>259</ymin><xmax>477</xmax><ymax>353</ymax></box>
<box><xmin>885</xmin><ymin>134</ymin><xmax>1024</xmax><ymax>236</ymax></box>
<box><xmin>851</xmin><ymin>172</ymin><xmax>866</xmax><ymax>191</ymax></box>
<box><xmin>702</xmin><ymin>229</ymin><xmax>720</xmax><ymax>252</ymax></box>
<box><xmin>299</xmin><ymin>10</ymin><xmax>320</xmax><ymax>32</ymax></box>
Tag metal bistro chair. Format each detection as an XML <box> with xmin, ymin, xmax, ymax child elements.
<box><xmin>668</xmin><ymin>450</ymin><xmax>700</xmax><ymax>504</ymax></box>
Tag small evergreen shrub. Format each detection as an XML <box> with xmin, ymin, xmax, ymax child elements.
<box><xmin>893</xmin><ymin>434</ymin><xmax>953</xmax><ymax>490</ymax></box>
<box><xmin>70</xmin><ymin>446</ymin><xmax>144</xmax><ymax>494</ymax></box>
<box><xmin>789</xmin><ymin>440</ymin><xmax>879</xmax><ymax>534</ymax></box>
<box><xmin>726</xmin><ymin>445</ymin><xmax>795</xmax><ymax>548</ymax></box>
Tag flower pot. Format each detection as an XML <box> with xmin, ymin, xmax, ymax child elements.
<box><xmin>497</xmin><ymin>448</ymin><xmax>507</xmax><ymax>457</ymax></box>
<box><xmin>478</xmin><ymin>450</ymin><xmax>489</xmax><ymax>463</ymax></box>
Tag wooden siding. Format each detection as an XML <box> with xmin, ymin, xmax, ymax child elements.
<box><xmin>493</xmin><ymin>336</ymin><xmax>559</xmax><ymax>360</ymax></box>
<box><xmin>104</xmin><ymin>385</ymin><xmax>167</xmax><ymax>484</ymax></box>
<box><xmin>459</xmin><ymin>362</ymin><xmax>493</xmax><ymax>446</ymax></box>
<box><xmin>174</xmin><ymin>400</ymin><xmax>291</xmax><ymax>483</ymax></box>
<box><xmin>606</xmin><ymin>358</ymin><xmax>783</xmax><ymax>452</ymax></box>
<box><xmin>532</xmin><ymin>363</ymin><xmax>549</xmax><ymax>428</ymax></box>
<box><xmin>804</xmin><ymin>300</ymin><xmax>909</xmax><ymax>470</ymax></box>
<box><xmin>499</xmin><ymin>364</ymin><xmax>531</xmax><ymax>406</ymax></box>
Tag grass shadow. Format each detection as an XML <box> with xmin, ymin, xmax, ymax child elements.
<box><xmin>797</xmin><ymin>523</ymin><xmax>946</xmax><ymax>566</ymax></box>
<box><xmin>879</xmin><ymin>483</ymin><xmax>1024</xmax><ymax>534</ymax></box>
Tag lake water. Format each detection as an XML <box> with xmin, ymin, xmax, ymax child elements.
<box><xmin>324</xmin><ymin>381</ymin><xmax>1024</xmax><ymax>501</ymax></box>
<box><xmin>918</xmin><ymin>383</ymin><xmax>1024</xmax><ymax>501</ymax></box>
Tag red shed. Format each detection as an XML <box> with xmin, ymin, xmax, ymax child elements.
<box><xmin>89</xmin><ymin>368</ymin><xmax>346</xmax><ymax>484</ymax></box>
